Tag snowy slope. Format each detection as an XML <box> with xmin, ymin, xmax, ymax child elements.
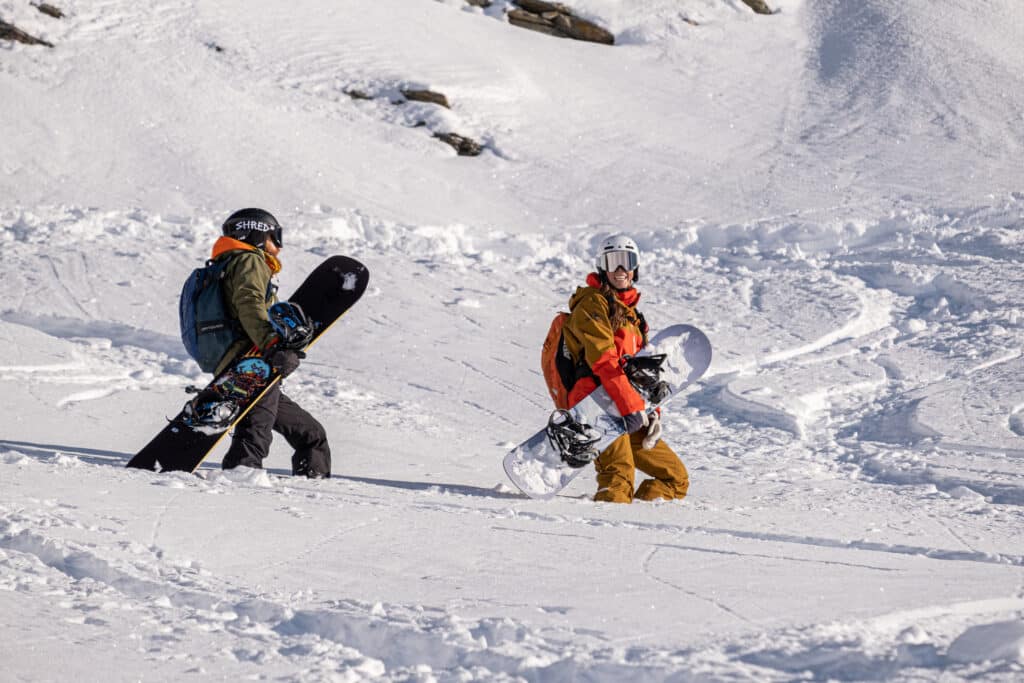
<box><xmin>3</xmin><ymin>0</ymin><xmax>1024</xmax><ymax>680</ymax></box>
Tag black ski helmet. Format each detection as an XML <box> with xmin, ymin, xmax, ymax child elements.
<box><xmin>222</xmin><ymin>208</ymin><xmax>283</xmax><ymax>248</ymax></box>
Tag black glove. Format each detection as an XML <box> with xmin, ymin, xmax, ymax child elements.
<box><xmin>649</xmin><ymin>380</ymin><xmax>671</xmax><ymax>405</ymax></box>
<box><xmin>269</xmin><ymin>348</ymin><xmax>305</xmax><ymax>378</ymax></box>
<box><xmin>622</xmin><ymin>410</ymin><xmax>649</xmax><ymax>434</ymax></box>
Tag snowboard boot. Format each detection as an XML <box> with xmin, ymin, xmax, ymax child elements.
<box><xmin>292</xmin><ymin>454</ymin><xmax>330</xmax><ymax>478</ymax></box>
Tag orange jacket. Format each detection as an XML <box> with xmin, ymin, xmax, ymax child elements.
<box><xmin>563</xmin><ymin>273</ymin><xmax>647</xmax><ymax>417</ymax></box>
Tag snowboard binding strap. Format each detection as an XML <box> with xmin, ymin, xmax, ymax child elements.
<box><xmin>623</xmin><ymin>354</ymin><xmax>670</xmax><ymax>403</ymax></box>
<box><xmin>180</xmin><ymin>390</ymin><xmax>241</xmax><ymax>430</ymax></box>
<box><xmin>546</xmin><ymin>409</ymin><xmax>601</xmax><ymax>468</ymax></box>
<box><xmin>269</xmin><ymin>302</ymin><xmax>315</xmax><ymax>350</ymax></box>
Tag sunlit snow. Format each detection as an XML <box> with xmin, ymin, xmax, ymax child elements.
<box><xmin>2</xmin><ymin>0</ymin><xmax>1024</xmax><ymax>680</ymax></box>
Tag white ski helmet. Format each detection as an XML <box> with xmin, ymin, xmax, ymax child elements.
<box><xmin>595</xmin><ymin>234</ymin><xmax>640</xmax><ymax>283</ymax></box>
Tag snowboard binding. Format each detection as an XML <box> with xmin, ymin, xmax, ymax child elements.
<box><xmin>178</xmin><ymin>357</ymin><xmax>272</xmax><ymax>431</ymax></box>
<box><xmin>546</xmin><ymin>409</ymin><xmax>602</xmax><ymax>468</ymax></box>
<box><xmin>623</xmin><ymin>354</ymin><xmax>671</xmax><ymax>404</ymax></box>
<box><xmin>181</xmin><ymin>386</ymin><xmax>240</xmax><ymax>430</ymax></box>
<box><xmin>269</xmin><ymin>301</ymin><xmax>315</xmax><ymax>350</ymax></box>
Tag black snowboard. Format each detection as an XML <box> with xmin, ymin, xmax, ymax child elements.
<box><xmin>127</xmin><ymin>255</ymin><xmax>369</xmax><ymax>473</ymax></box>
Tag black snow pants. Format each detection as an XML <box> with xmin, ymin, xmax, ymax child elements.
<box><xmin>221</xmin><ymin>383</ymin><xmax>331</xmax><ymax>477</ymax></box>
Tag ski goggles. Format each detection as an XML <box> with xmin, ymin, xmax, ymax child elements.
<box><xmin>599</xmin><ymin>250</ymin><xmax>638</xmax><ymax>273</ymax></box>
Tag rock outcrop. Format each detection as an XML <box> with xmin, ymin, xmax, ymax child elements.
<box><xmin>434</xmin><ymin>132</ymin><xmax>483</xmax><ymax>157</ymax></box>
<box><xmin>344</xmin><ymin>86</ymin><xmax>483</xmax><ymax>156</ymax></box>
<box><xmin>401</xmin><ymin>89</ymin><xmax>451</xmax><ymax>109</ymax></box>
<box><xmin>0</xmin><ymin>20</ymin><xmax>54</xmax><ymax>47</ymax></box>
<box><xmin>507</xmin><ymin>1</ymin><xmax>614</xmax><ymax>45</ymax></box>
<box><xmin>740</xmin><ymin>0</ymin><xmax>774</xmax><ymax>15</ymax></box>
<box><xmin>33</xmin><ymin>3</ymin><xmax>65</xmax><ymax>19</ymax></box>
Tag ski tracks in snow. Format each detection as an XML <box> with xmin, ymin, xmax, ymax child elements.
<box><xmin>701</xmin><ymin>269</ymin><xmax>896</xmax><ymax>443</ymax></box>
<box><xmin>5</xmin><ymin>200</ymin><xmax>1024</xmax><ymax>678</ymax></box>
<box><xmin>664</xmin><ymin>200</ymin><xmax>1024</xmax><ymax>529</ymax></box>
<box><xmin>4</xmin><ymin>447</ymin><xmax>1024</xmax><ymax>681</ymax></box>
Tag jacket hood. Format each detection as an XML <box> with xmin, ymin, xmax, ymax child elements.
<box><xmin>211</xmin><ymin>236</ymin><xmax>282</xmax><ymax>274</ymax></box>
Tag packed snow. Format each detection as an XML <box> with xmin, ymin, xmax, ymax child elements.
<box><xmin>2</xmin><ymin>0</ymin><xmax>1024</xmax><ymax>680</ymax></box>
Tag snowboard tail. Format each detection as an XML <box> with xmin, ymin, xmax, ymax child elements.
<box><xmin>127</xmin><ymin>255</ymin><xmax>369</xmax><ymax>474</ymax></box>
<box><xmin>503</xmin><ymin>324</ymin><xmax>712</xmax><ymax>500</ymax></box>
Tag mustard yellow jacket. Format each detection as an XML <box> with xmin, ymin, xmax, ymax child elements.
<box><xmin>563</xmin><ymin>273</ymin><xmax>647</xmax><ymax>417</ymax></box>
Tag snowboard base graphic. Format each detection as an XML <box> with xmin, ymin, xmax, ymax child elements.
<box><xmin>504</xmin><ymin>325</ymin><xmax>712</xmax><ymax>500</ymax></box>
<box><xmin>126</xmin><ymin>255</ymin><xmax>369</xmax><ymax>473</ymax></box>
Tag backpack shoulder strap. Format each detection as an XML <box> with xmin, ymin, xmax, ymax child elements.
<box><xmin>557</xmin><ymin>308</ymin><xmax>597</xmax><ymax>388</ymax></box>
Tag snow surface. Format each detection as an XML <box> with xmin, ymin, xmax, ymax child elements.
<box><xmin>2</xmin><ymin>0</ymin><xmax>1024</xmax><ymax>680</ymax></box>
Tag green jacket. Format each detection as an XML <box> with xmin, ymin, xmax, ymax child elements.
<box><xmin>211</xmin><ymin>237</ymin><xmax>279</xmax><ymax>374</ymax></box>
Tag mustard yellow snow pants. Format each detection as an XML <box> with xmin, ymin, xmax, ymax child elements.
<box><xmin>593</xmin><ymin>431</ymin><xmax>689</xmax><ymax>503</ymax></box>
